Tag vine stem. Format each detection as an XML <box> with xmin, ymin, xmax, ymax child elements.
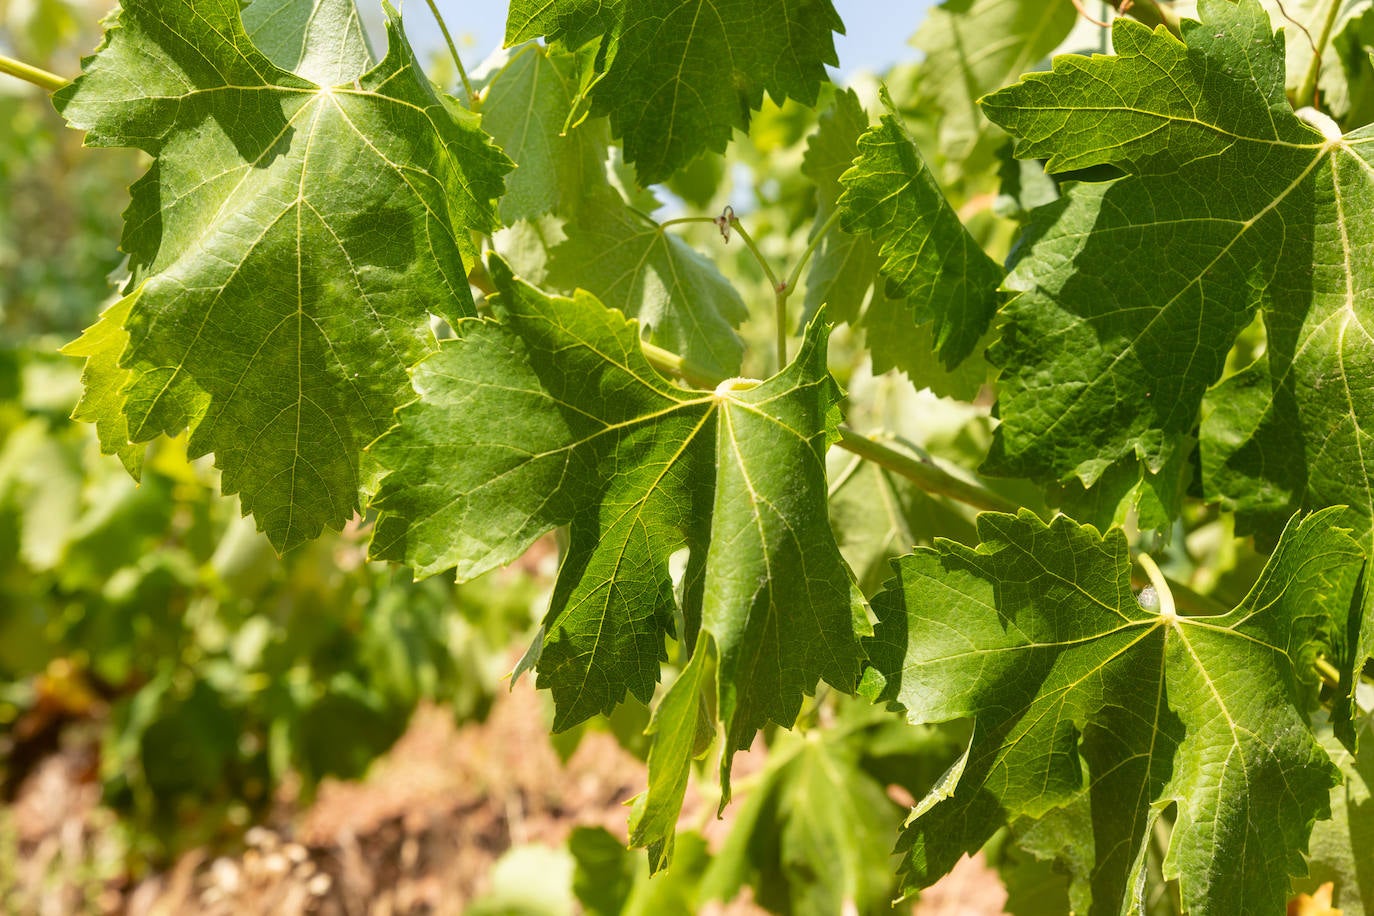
<box><xmin>649</xmin><ymin>208</ymin><xmax>843</xmax><ymax>371</ymax></box>
<box><xmin>424</xmin><ymin>0</ymin><xmax>476</xmax><ymax>105</ymax></box>
<box><xmin>725</xmin><ymin>217</ymin><xmax>789</xmax><ymax>368</ymax></box>
<box><xmin>1297</xmin><ymin>0</ymin><xmax>1344</xmax><ymax>108</ymax></box>
<box><xmin>785</xmin><ymin>209</ymin><xmax>842</xmax><ymax>296</ymax></box>
<box><xmin>1136</xmin><ymin>553</ymin><xmax>1177</xmax><ymax>620</ymax></box>
<box><xmin>0</xmin><ymin>54</ymin><xmax>67</xmax><ymax>92</ymax></box>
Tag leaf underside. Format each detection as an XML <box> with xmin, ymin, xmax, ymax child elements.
<box><xmin>505</xmin><ymin>0</ymin><xmax>845</xmax><ymax>183</ymax></box>
<box><xmin>55</xmin><ymin>0</ymin><xmax>510</xmax><ymax>551</ymax></box>
<box><xmin>369</xmin><ymin>256</ymin><xmax>866</xmax><ymax>862</ymax></box>
<box><xmin>837</xmin><ymin>89</ymin><xmax>1003</xmax><ymax>372</ymax></box>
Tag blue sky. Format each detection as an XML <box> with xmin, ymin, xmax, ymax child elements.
<box><xmin>393</xmin><ymin>1</ymin><xmax>941</xmax><ymax>78</ymax></box>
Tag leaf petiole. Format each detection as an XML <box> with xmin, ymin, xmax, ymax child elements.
<box><xmin>0</xmin><ymin>54</ymin><xmax>66</xmax><ymax>92</ymax></box>
<box><xmin>783</xmin><ymin>209</ymin><xmax>842</xmax><ymax>303</ymax></box>
<box><xmin>1314</xmin><ymin>655</ymin><xmax>1342</xmax><ymax>690</ymax></box>
<box><xmin>1135</xmin><ymin>553</ymin><xmax>1177</xmax><ymax>620</ymax></box>
<box><xmin>423</xmin><ymin>0</ymin><xmax>476</xmax><ymax>105</ymax></box>
<box><xmin>1297</xmin><ymin>0</ymin><xmax>1343</xmax><ymax>108</ymax></box>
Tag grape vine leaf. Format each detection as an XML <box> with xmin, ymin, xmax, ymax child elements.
<box><xmin>838</xmin><ymin>88</ymin><xmax>1002</xmax><ymax>371</ymax></box>
<box><xmin>909</xmin><ymin>0</ymin><xmax>1076</xmax><ymax>172</ymax></box>
<box><xmin>629</xmin><ymin>647</ymin><xmax>715</xmax><ymax>871</ymax></box>
<box><xmin>698</xmin><ymin>706</ymin><xmax>915</xmax><ymax>916</ymax></box>
<box><xmin>61</xmin><ymin>291</ymin><xmax>142</xmax><ymax>476</ymax></box>
<box><xmin>369</xmin><ymin>257</ymin><xmax>865</xmax><ymax>748</ymax></box>
<box><xmin>1329</xmin><ymin>3</ymin><xmax>1374</xmax><ymax>126</ymax></box>
<box><xmin>802</xmin><ymin>89</ymin><xmax>881</xmax><ymax>329</ymax></box>
<box><xmin>800</xmin><ymin>90</ymin><xmax>990</xmax><ymax>398</ymax></box>
<box><xmin>240</xmin><ymin>0</ymin><xmax>373</xmax><ymax>83</ymax></box>
<box><xmin>505</xmin><ymin>0</ymin><xmax>845</xmax><ymax>183</ymax></box>
<box><xmin>1295</xmin><ymin>711</ymin><xmax>1374</xmax><ymax>916</ymax></box>
<box><xmin>480</xmin><ymin>43</ymin><xmax>608</xmax><ymax>223</ymax></box>
<box><xmin>862</xmin><ymin>507</ymin><xmax>1362</xmax><ymax>914</ymax></box>
<box><xmin>547</xmin><ymin>186</ymin><xmax>747</xmax><ymax>377</ymax></box>
<box><xmin>570</xmin><ymin>824</ymin><xmax>712</xmax><ymax>915</ymax></box>
<box><xmin>980</xmin><ymin>0</ymin><xmax>1374</xmax><ymax>565</ymax></box>
<box><xmin>1257</xmin><ymin>0</ymin><xmax>1374</xmax><ymax>120</ymax></box>
<box><xmin>476</xmin><ymin>40</ymin><xmax>747</xmax><ymax>376</ymax></box>
<box><xmin>54</xmin><ymin>0</ymin><xmax>510</xmax><ymax>551</ymax></box>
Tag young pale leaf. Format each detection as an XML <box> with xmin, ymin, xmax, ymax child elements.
<box><xmin>864</xmin><ymin>507</ymin><xmax>1362</xmax><ymax>915</ymax></box>
<box><xmin>60</xmin><ymin>290</ymin><xmax>142</xmax><ymax>477</ymax></box>
<box><xmin>547</xmin><ymin>186</ymin><xmax>747</xmax><ymax>378</ymax></box>
<box><xmin>506</xmin><ymin>0</ymin><xmax>844</xmax><ymax>183</ymax></box>
<box><xmin>838</xmin><ymin>89</ymin><xmax>1002</xmax><ymax>370</ymax></box>
<box><xmin>54</xmin><ymin>0</ymin><xmax>510</xmax><ymax>551</ymax></box>
<box><xmin>1303</xmin><ymin>711</ymin><xmax>1374</xmax><ymax>916</ymax></box>
<box><xmin>981</xmin><ymin>0</ymin><xmax>1374</xmax><ymax>569</ymax></box>
<box><xmin>370</xmin><ymin>259</ymin><xmax>864</xmax><ymax>774</ymax></box>
<box><xmin>1287</xmin><ymin>711</ymin><xmax>1374</xmax><ymax>916</ymax></box>
<box><xmin>629</xmin><ymin>647</ymin><xmax>715</xmax><ymax>871</ymax></box>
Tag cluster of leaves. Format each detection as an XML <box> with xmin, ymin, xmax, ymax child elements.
<box><xmin>14</xmin><ymin>0</ymin><xmax>1374</xmax><ymax>911</ymax></box>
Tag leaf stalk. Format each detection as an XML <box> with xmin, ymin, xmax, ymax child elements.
<box><xmin>1136</xmin><ymin>553</ymin><xmax>1176</xmax><ymax>620</ymax></box>
<box><xmin>1297</xmin><ymin>0</ymin><xmax>1343</xmax><ymax>108</ymax></box>
<box><xmin>784</xmin><ymin>209</ymin><xmax>842</xmax><ymax>300</ymax></box>
<box><xmin>0</xmin><ymin>54</ymin><xmax>67</xmax><ymax>92</ymax></box>
<box><xmin>725</xmin><ymin>216</ymin><xmax>789</xmax><ymax>368</ymax></box>
<box><xmin>423</xmin><ymin>0</ymin><xmax>476</xmax><ymax>105</ymax></box>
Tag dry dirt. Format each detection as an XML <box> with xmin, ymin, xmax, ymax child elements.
<box><xmin>6</xmin><ymin>677</ymin><xmax>1008</xmax><ymax>915</ymax></box>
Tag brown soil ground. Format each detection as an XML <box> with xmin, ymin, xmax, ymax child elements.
<box><xmin>6</xmin><ymin>678</ymin><xmax>1007</xmax><ymax>915</ymax></box>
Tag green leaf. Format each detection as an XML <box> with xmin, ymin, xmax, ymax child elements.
<box><xmin>800</xmin><ymin>89</ymin><xmax>990</xmax><ymax>397</ymax></box>
<box><xmin>1328</xmin><ymin>3</ymin><xmax>1374</xmax><ymax>125</ymax></box>
<box><xmin>628</xmin><ymin>647</ymin><xmax>715</xmax><ymax>870</ymax></box>
<box><xmin>505</xmin><ymin>0</ymin><xmax>617</xmax><ymax>51</ymax></box>
<box><xmin>480</xmin><ymin>43</ymin><xmax>609</xmax><ymax>223</ymax></box>
<box><xmin>570</xmin><ymin>825</ymin><xmax>711</xmax><ymax>915</ymax></box>
<box><xmin>54</xmin><ymin>0</ymin><xmax>510</xmax><ymax>550</ymax></box>
<box><xmin>508</xmin><ymin>0</ymin><xmax>845</xmax><ymax>183</ymax></box>
<box><xmin>838</xmin><ymin>89</ymin><xmax>1002</xmax><ymax>370</ymax></box>
<box><xmin>981</xmin><ymin>0</ymin><xmax>1374</xmax><ymax>547</ymax></box>
<box><xmin>802</xmin><ymin>88</ymin><xmax>880</xmax><ymax>328</ymax></box>
<box><xmin>910</xmin><ymin>0</ymin><xmax>1077</xmax><ymax>172</ymax></box>
<box><xmin>0</xmin><ymin>418</ymin><xmax>83</xmax><ymax>571</ymax></box>
<box><xmin>1257</xmin><ymin>0</ymin><xmax>1373</xmax><ymax>119</ymax></box>
<box><xmin>547</xmin><ymin>186</ymin><xmax>746</xmax><ymax>377</ymax></box>
<box><xmin>700</xmin><ymin>708</ymin><xmax>909</xmax><ymax>916</ymax></box>
<box><xmin>240</xmin><ymin>0</ymin><xmax>374</xmax><ymax>83</ymax></box>
<box><xmin>370</xmin><ymin>256</ymin><xmax>864</xmax><ymax>747</ymax></box>
<box><xmin>865</xmin><ymin>507</ymin><xmax>1362</xmax><ymax>914</ymax></box>
<box><xmin>469</xmin><ymin>844</ymin><xmax>576</xmax><ymax>916</ymax></box>
<box><xmin>60</xmin><ymin>289</ymin><xmax>143</xmax><ymax>477</ymax></box>
<box><xmin>1295</xmin><ymin>710</ymin><xmax>1374</xmax><ymax>916</ymax></box>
